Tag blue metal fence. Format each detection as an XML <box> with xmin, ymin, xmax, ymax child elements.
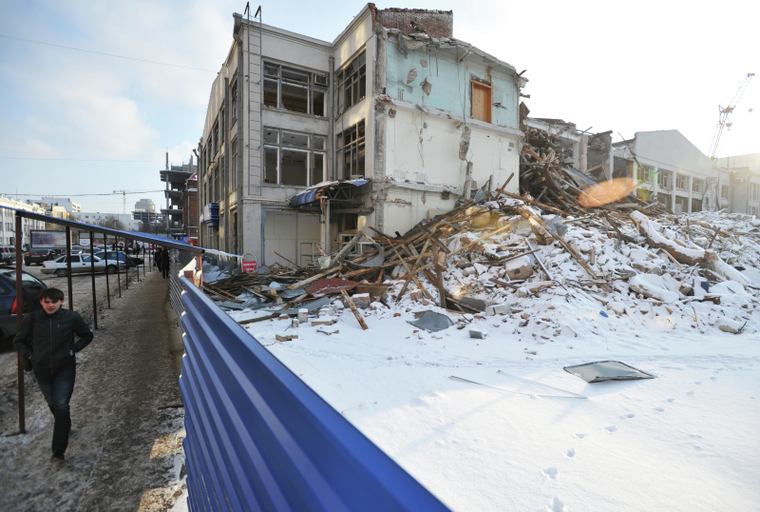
<box><xmin>178</xmin><ymin>277</ymin><xmax>452</xmax><ymax>512</ymax></box>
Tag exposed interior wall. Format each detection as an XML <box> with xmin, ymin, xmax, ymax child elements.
<box><xmin>382</xmin><ymin>188</ymin><xmax>456</xmax><ymax>236</ymax></box>
<box><xmin>384</xmin><ymin>40</ymin><xmax>519</xmax><ymax>129</ymax></box>
<box><xmin>384</xmin><ymin>109</ymin><xmax>519</xmax><ymax>194</ymax></box>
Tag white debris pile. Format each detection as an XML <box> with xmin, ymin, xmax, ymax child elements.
<box><xmin>380</xmin><ymin>204</ymin><xmax>760</xmax><ymax>337</ymax></box>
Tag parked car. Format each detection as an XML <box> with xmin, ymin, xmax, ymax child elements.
<box><xmin>23</xmin><ymin>248</ymin><xmax>62</xmax><ymax>266</ymax></box>
<box><xmin>0</xmin><ymin>247</ymin><xmax>16</xmax><ymax>265</ymax></box>
<box><xmin>0</xmin><ymin>266</ymin><xmax>47</xmax><ymax>343</ymax></box>
<box><xmin>94</xmin><ymin>250</ymin><xmax>143</xmax><ymax>268</ymax></box>
<box><xmin>41</xmin><ymin>254</ymin><xmax>125</xmax><ymax>277</ymax></box>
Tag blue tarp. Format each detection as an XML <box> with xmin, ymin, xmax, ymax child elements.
<box><xmin>289</xmin><ymin>179</ymin><xmax>370</xmax><ymax>207</ymax></box>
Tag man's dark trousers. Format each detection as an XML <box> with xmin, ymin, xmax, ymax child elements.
<box><xmin>34</xmin><ymin>360</ymin><xmax>76</xmax><ymax>453</ymax></box>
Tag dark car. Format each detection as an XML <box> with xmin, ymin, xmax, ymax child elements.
<box><xmin>94</xmin><ymin>250</ymin><xmax>143</xmax><ymax>268</ymax></box>
<box><xmin>0</xmin><ymin>266</ymin><xmax>47</xmax><ymax>344</ymax></box>
<box><xmin>0</xmin><ymin>247</ymin><xmax>16</xmax><ymax>265</ymax></box>
<box><xmin>23</xmin><ymin>248</ymin><xmax>62</xmax><ymax>266</ymax></box>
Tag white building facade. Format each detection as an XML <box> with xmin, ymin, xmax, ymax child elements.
<box><xmin>198</xmin><ymin>4</ymin><xmax>525</xmax><ymax>266</ymax></box>
<box><xmin>0</xmin><ymin>197</ymin><xmax>47</xmax><ymax>248</ymax></box>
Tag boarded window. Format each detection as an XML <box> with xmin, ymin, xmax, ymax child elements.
<box><xmin>471</xmin><ymin>82</ymin><xmax>491</xmax><ymax>123</ymax></box>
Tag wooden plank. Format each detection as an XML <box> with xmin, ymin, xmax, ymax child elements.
<box><xmin>340</xmin><ymin>289</ymin><xmax>369</xmax><ymax>330</ymax></box>
<box><xmin>287</xmin><ymin>267</ymin><xmax>340</xmax><ymax>290</ymax></box>
<box><xmin>389</xmin><ymin>240</ymin><xmax>434</xmax><ymax>301</ymax></box>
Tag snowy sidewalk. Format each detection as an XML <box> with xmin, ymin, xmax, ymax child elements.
<box><xmin>0</xmin><ymin>270</ymin><xmax>186</xmax><ymax>511</ymax></box>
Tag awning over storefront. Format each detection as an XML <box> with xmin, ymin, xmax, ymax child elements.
<box><xmin>289</xmin><ymin>179</ymin><xmax>370</xmax><ymax>207</ymax></box>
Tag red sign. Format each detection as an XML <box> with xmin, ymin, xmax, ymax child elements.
<box><xmin>242</xmin><ymin>261</ymin><xmax>258</xmax><ymax>273</ymax></box>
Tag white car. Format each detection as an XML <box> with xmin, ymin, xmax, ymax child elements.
<box><xmin>41</xmin><ymin>254</ymin><xmax>126</xmax><ymax>277</ymax></box>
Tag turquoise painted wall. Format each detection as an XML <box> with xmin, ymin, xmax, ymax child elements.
<box><xmin>385</xmin><ymin>41</ymin><xmax>519</xmax><ymax>129</ymax></box>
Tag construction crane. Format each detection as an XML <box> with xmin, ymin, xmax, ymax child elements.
<box><xmin>113</xmin><ymin>190</ymin><xmax>160</xmax><ymax>214</ymax></box>
<box><xmin>708</xmin><ymin>72</ymin><xmax>754</xmax><ymax>160</ymax></box>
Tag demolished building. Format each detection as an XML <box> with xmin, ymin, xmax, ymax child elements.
<box><xmin>197</xmin><ymin>4</ymin><xmax>526</xmax><ymax>266</ymax></box>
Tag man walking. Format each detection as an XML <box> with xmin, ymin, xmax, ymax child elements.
<box><xmin>14</xmin><ymin>288</ymin><xmax>94</xmax><ymax>461</ymax></box>
<box><xmin>160</xmin><ymin>247</ymin><xmax>170</xmax><ymax>279</ymax></box>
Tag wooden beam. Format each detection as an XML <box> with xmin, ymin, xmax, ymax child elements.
<box><xmin>340</xmin><ymin>289</ymin><xmax>369</xmax><ymax>330</ymax></box>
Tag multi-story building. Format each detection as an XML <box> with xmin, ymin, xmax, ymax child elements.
<box><xmin>39</xmin><ymin>197</ymin><xmax>82</xmax><ymax>213</ymax></box>
<box><xmin>717</xmin><ymin>153</ymin><xmax>760</xmax><ymax>216</ymax></box>
<box><xmin>0</xmin><ymin>196</ymin><xmax>47</xmax><ymax>248</ymax></box>
<box><xmin>198</xmin><ymin>4</ymin><xmax>525</xmax><ymax>264</ymax></box>
<box><xmin>160</xmin><ymin>154</ymin><xmax>197</xmax><ymax>238</ymax></box>
<box><xmin>612</xmin><ymin>130</ymin><xmax>729</xmax><ymax>213</ymax></box>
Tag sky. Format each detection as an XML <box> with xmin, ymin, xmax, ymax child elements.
<box><xmin>0</xmin><ymin>0</ymin><xmax>757</xmax><ymax>214</ymax></box>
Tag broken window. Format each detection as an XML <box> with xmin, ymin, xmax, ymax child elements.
<box><xmin>336</xmin><ymin>121</ymin><xmax>366</xmax><ymax>179</ymax></box>
<box><xmin>263</xmin><ymin>127</ymin><xmax>326</xmax><ymax>187</ymax></box>
<box><xmin>337</xmin><ymin>51</ymin><xmax>366</xmax><ymax>114</ymax></box>
<box><xmin>676</xmin><ymin>173</ymin><xmax>688</xmax><ymax>191</ymax></box>
<box><xmin>263</xmin><ymin>62</ymin><xmax>328</xmax><ymax>116</ymax></box>
<box><xmin>752</xmin><ymin>183</ymin><xmax>760</xmax><ymax>201</ymax></box>
<box><xmin>721</xmin><ymin>185</ymin><xmax>729</xmax><ymax>199</ymax></box>
<box><xmin>692</xmin><ymin>178</ymin><xmax>704</xmax><ymax>194</ymax></box>
<box><xmin>471</xmin><ymin>81</ymin><xmax>492</xmax><ymax>123</ymax></box>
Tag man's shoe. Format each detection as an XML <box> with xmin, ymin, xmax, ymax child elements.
<box><xmin>52</xmin><ymin>449</ymin><xmax>65</xmax><ymax>461</ymax></box>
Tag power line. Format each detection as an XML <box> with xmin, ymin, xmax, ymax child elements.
<box><xmin>1</xmin><ymin>191</ymin><xmax>163</xmax><ymax>198</ymax></box>
<box><xmin>0</xmin><ymin>34</ymin><xmax>217</xmax><ymax>73</ymax></box>
<box><xmin>0</xmin><ymin>156</ymin><xmax>162</xmax><ymax>163</ymax></box>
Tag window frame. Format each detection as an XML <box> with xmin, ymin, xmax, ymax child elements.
<box><xmin>337</xmin><ymin>51</ymin><xmax>367</xmax><ymax>115</ymax></box>
<box><xmin>336</xmin><ymin>121</ymin><xmax>366</xmax><ymax>179</ymax></box>
<box><xmin>263</xmin><ymin>62</ymin><xmax>328</xmax><ymax>117</ymax></box>
<box><xmin>263</xmin><ymin>127</ymin><xmax>327</xmax><ymax>187</ymax></box>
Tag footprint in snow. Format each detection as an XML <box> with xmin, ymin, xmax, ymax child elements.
<box><xmin>548</xmin><ymin>496</ymin><xmax>566</xmax><ymax>512</ymax></box>
<box><xmin>566</xmin><ymin>448</ymin><xmax>575</xmax><ymax>458</ymax></box>
<box><xmin>575</xmin><ymin>433</ymin><xmax>588</xmax><ymax>439</ymax></box>
<box><xmin>543</xmin><ymin>467</ymin><xmax>558</xmax><ymax>480</ymax></box>
<box><xmin>603</xmin><ymin>426</ymin><xmax>618</xmax><ymax>433</ymax></box>
<box><xmin>620</xmin><ymin>413</ymin><xmax>635</xmax><ymax>419</ymax></box>
<box><xmin>654</xmin><ymin>407</ymin><xmax>665</xmax><ymax>412</ymax></box>
<box><xmin>666</xmin><ymin>398</ymin><xmax>675</xmax><ymax>403</ymax></box>
<box><xmin>686</xmin><ymin>390</ymin><xmax>695</xmax><ymax>397</ymax></box>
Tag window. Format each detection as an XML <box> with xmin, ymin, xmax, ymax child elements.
<box><xmin>231</xmin><ymin>138</ymin><xmax>238</xmax><ymax>190</ymax></box>
<box><xmin>230</xmin><ymin>79</ymin><xmax>238</xmax><ymax>120</ymax></box>
<box><xmin>264</xmin><ymin>62</ymin><xmax>327</xmax><ymax>116</ymax></box>
<box><xmin>752</xmin><ymin>183</ymin><xmax>760</xmax><ymax>201</ymax></box>
<box><xmin>637</xmin><ymin>165</ymin><xmax>653</xmax><ymax>183</ymax></box>
<box><xmin>721</xmin><ymin>185</ymin><xmax>729</xmax><ymax>199</ymax></box>
<box><xmin>263</xmin><ymin>127</ymin><xmax>327</xmax><ymax>187</ymax></box>
<box><xmin>337</xmin><ymin>51</ymin><xmax>366</xmax><ymax>114</ymax></box>
<box><xmin>660</xmin><ymin>171</ymin><xmax>672</xmax><ymax>189</ymax></box>
<box><xmin>471</xmin><ymin>81</ymin><xmax>492</xmax><ymax>123</ymax></box>
<box><xmin>692</xmin><ymin>178</ymin><xmax>704</xmax><ymax>194</ymax></box>
<box><xmin>676</xmin><ymin>173</ymin><xmax>688</xmax><ymax>191</ymax></box>
<box><xmin>336</xmin><ymin>121</ymin><xmax>366</xmax><ymax>179</ymax></box>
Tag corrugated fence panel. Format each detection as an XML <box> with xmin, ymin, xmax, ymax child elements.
<box><xmin>178</xmin><ymin>277</ymin><xmax>452</xmax><ymax>512</ymax></box>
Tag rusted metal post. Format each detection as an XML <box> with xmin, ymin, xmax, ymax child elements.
<box><xmin>89</xmin><ymin>230</ymin><xmax>98</xmax><ymax>330</ymax></box>
<box><xmin>115</xmin><ymin>237</ymin><xmax>122</xmax><ymax>298</ymax></box>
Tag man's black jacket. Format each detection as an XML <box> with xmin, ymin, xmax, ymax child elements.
<box><xmin>13</xmin><ymin>308</ymin><xmax>94</xmax><ymax>370</ymax></box>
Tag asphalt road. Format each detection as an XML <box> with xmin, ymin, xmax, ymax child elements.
<box><xmin>0</xmin><ymin>268</ymin><xmax>186</xmax><ymax>511</ymax></box>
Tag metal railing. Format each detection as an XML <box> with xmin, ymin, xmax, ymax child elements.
<box><xmin>177</xmin><ymin>276</ymin><xmax>451</xmax><ymax>512</ymax></box>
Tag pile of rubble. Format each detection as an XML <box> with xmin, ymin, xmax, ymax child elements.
<box><xmin>202</xmin><ymin>192</ymin><xmax>760</xmax><ymax>337</ymax></box>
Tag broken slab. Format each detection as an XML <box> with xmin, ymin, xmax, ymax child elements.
<box><xmin>563</xmin><ymin>361</ymin><xmax>655</xmax><ymax>383</ymax></box>
<box><xmin>408</xmin><ymin>311</ymin><xmax>454</xmax><ymax>332</ymax></box>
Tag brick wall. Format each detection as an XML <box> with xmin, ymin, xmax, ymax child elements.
<box><xmin>371</xmin><ymin>5</ymin><xmax>453</xmax><ymax>38</ymax></box>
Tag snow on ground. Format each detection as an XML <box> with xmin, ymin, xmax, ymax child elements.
<box><xmin>213</xmin><ymin>208</ymin><xmax>760</xmax><ymax>511</ymax></box>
